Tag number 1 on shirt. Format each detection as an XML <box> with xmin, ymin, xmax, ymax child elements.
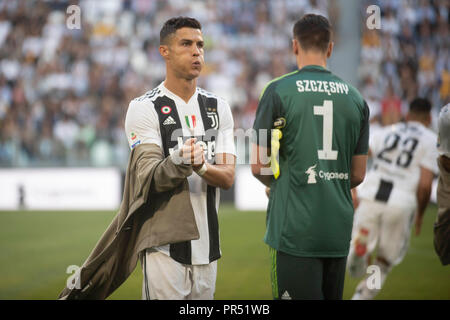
<box><xmin>314</xmin><ymin>100</ymin><xmax>338</xmax><ymax>160</ymax></box>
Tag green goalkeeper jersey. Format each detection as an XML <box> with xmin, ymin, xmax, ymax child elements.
<box><xmin>253</xmin><ymin>65</ymin><xmax>369</xmax><ymax>257</ymax></box>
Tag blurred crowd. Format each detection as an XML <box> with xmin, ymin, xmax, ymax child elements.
<box><xmin>0</xmin><ymin>0</ymin><xmax>447</xmax><ymax>168</ymax></box>
<box><xmin>359</xmin><ymin>0</ymin><xmax>449</xmax><ymax>127</ymax></box>
<box><xmin>0</xmin><ymin>0</ymin><xmax>332</xmax><ymax>167</ymax></box>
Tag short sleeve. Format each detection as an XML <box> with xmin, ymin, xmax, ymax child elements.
<box><xmin>215</xmin><ymin>99</ymin><xmax>236</xmax><ymax>156</ymax></box>
<box><xmin>252</xmin><ymin>82</ymin><xmax>284</xmax><ymax>147</ymax></box>
<box><xmin>420</xmin><ymin>133</ymin><xmax>439</xmax><ymax>174</ymax></box>
<box><xmin>124</xmin><ymin>100</ymin><xmax>162</xmax><ymax>150</ymax></box>
<box><xmin>353</xmin><ymin>100</ymin><xmax>370</xmax><ymax>155</ymax></box>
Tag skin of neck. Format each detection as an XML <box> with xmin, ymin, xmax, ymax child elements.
<box><xmin>164</xmin><ymin>68</ymin><xmax>197</xmax><ymax>103</ymax></box>
<box><xmin>406</xmin><ymin>112</ymin><xmax>431</xmax><ymax>127</ymax></box>
<box><xmin>293</xmin><ymin>38</ymin><xmax>333</xmax><ymax>70</ymax></box>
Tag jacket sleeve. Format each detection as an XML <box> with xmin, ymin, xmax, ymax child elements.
<box><xmin>135</xmin><ymin>143</ymin><xmax>193</xmax><ymax>193</ymax></box>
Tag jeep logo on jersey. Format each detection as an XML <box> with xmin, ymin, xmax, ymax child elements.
<box><xmin>306</xmin><ymin>164</ymin><xmax>318</xmax><ymax>184</ymax></box>
<box><xmin>161</xmin><ymin>106</ymin><xmax>172</xmax><ymax>114</ymax></box>
<box><xmin>169</xmin><ymin>136</ymin><xmax>216</xmax><ymax>161</ymax></box>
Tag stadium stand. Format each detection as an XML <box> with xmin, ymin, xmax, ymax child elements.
<box><xmin>0</xmin><ymin>0</ymin><xmax>447</xmax><ymax>169</ymax></box>
<box><xmin>359</xmin><ymin>0</ymin><xmax>449</xmax><ymax>126</ymax></box>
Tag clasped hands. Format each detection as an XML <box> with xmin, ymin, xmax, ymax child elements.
<box><xmin>179</xmin><ymin>138</ymin><xmax>205</xmax><ymax>170</ymax></box>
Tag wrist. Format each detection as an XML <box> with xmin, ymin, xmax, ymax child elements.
<box><xmin>169</xmin><ymin>148</ymin><xmax>184</xmax><ymax>165</ymax></box>
<box><xmin>195</xmin><ymin>162</ymin><xmax>208</xmax><ymax>176</ymax></box>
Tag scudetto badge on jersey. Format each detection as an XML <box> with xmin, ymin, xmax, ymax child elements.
<box><xmin>161</xmin><ymin>106</ymin><xmax>172</xmax><ymax>114</ymax></box>
<box><xmin>185</xmin><ymin>115</ymin><xmax>197</xmax><ymax>129</ymax></box>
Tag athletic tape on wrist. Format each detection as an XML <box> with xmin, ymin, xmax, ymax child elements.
<box><xmin>197</xmin><ymin>163</ymin><xmax>208</xmax><ymax>176</ymax></box>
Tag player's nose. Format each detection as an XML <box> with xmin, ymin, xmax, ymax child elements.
<box><xmin>192</xmin><ymin>45</ymin><xmax>201</xmax><ymax>56</ymax></box>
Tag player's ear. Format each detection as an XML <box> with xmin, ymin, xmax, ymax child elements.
<box><xmin>326</xmin><ymin>42</ymin><xmax>334</xmax><ymax>58</ymax></box>
<box><xmin>159</xmin><ymin>44</ymin><xmax>169</xmax><ymax>59</ymax></box>
<box><xmin>292</xmin><ymin>39</ymin><xmax>299</xmax><ymax>55</ymax></box>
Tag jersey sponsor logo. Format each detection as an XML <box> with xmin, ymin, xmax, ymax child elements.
<box><xmin>296</xmin><ymin>80</ymin><xmax>349</xmax><ymax>95</ymax></box>
<box><xmin>305</xmin><ymin>163</ymin><xmax>349</xmax><ymax>183</ymax></box>
<box><xmin>305</xmin><ymin>164</ymin><xmax>318</xmax><ymax>184</ymax></box>
<box><xmin>131</xmin><ymin>132</ymin><xmax>137</xmax><ymax>141</ymax></box>
<box><xmin>319</xmin><ymin>170</ymin><xmax>349</xmax><ymax>181</ymax></box>
<box><xmin>169</xmin><ymin>136</ymin><xmax>215</xmax><ymax>161</ymax></box>
<box><xmin>161</xmin><ymin>106</ymin><xmax>172</xmax><ymax>114</ymax></box>
<box><xmin>163</xmin><ymin>116</ymin><xmax>176</xmax><ymax>126</ymax></box>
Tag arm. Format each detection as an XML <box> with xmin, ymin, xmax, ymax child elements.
<box><xmin>195</xmin><ymin>98</ymin><xmax>236</xmax><ymax>190</ymax></box>
<box><xmin>414</xmin><ymin>166</ymin><xmax>434</xmax><ymax>236</ymax></box>
<box><xmin>440</xmin><ymin>155</ymin><xmax>450</xmax><ymax>172</ymax></box>
<box><xmin>350</xmin><ymin>100</ymin><xmax>370</xmax><ymax>189</ymax></box>
<box><xmin>350</xmin><ymin>154</ymin><xmax>368</xmax><ymax>188</ymax></box>
<box><xmin>195</xmin><ymin>153</ymin><xmax>236</xmax><ymax>190</ymax></box>
<box><xmin>250</xmin><ymin>143</ymin><xmax>272</xmax><ymax>187</ymax></box>
<box><xmin>148</xmin><ymin>138</ymin><xmax>204</xmax><ymax>193</ymax></box>
<box><xmin>141</xmin><ymin>145</ymin><xmax>192</xmax><ymax>193</ymax></box>
<box><xmin>251</xmin><ymin>82</ymin><xmax>284</xmax><ymax>188</ymax></box>
<box><xmin>125</xmin><ymin>101</ymin><xmax>203</xmax><ymax>193</ymax></box>
<box><xmin>351</xmin><ymin>187</ymin><xmax>360</xmax><ymax>209</ymax></box>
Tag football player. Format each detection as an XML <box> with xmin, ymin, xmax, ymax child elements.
<box><xmin>348</xmin><ymin>97</ymin><xmax>439</xmax><ymax>299</ymax></box>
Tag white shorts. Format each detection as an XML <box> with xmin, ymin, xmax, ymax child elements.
<box><xmin>348</xmin><ymin>199</ymin><xmax>415</xmax><ymax>267</ymax></box>
<box><xmin>140</xmin><ymin>249</ymin><xmax>217</xmax><ymax>300</ymax></box>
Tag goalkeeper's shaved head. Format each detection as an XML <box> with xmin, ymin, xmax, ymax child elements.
<box><xmin>293</xmin><ymin>14</ymin><xmax>332</xmax><ymax>53</ymax></box>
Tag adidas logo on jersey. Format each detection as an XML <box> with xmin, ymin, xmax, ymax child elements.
<box><xmin>281</xmin><ymin>291</ymin><xmax>292</xmax><ymax>300</ymax></box>
<box><xmin>163</xmin><ymin>116</ymin><xmax>176</xmax><ymax>126</ymax></box>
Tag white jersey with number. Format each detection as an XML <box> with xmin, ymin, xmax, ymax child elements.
<box><xmin>124</xmin><ymin>82</ymin><xmax>236</xmax><ymax>265</ymax></box>
<box><xmin>358</xmin><ymin>121</ymin><xmax>438</xmax><ymax>209</ymax></box>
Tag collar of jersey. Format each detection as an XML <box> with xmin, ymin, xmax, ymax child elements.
<box><xmin>298</xmin><ymin>65</ymin><xmax>330</xmax><ymax>73</ymax></box>
<box><xmin>406</xmin><ymin>120</ymin><xmax>426</xmax><ymax>128</ymax></box>
<box><xmin>159</xmin><ymin>81</ymin><xmax>198</xmax><ymax>105</ymax></box>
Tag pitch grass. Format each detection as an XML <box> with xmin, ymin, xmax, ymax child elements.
<box><xmin>0</xmin><ymin>204</ymin><xmax>448</xmax><ymax>300</ymax></box>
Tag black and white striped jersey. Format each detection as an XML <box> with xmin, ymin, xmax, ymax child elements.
<box><xmin>358</xmin><ymin>121</ymin><xmax>438</xmax><ymax>207</ymax></box>
<box><xmin>124</xmin><ymin>82</ymin><xmax>235</xmax><ymax>265</ymax></box>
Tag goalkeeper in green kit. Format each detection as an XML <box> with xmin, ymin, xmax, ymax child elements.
<box><xmin>251</xmin><ymin>14</ymin><xmax>369</xmax><ymax>300</ymax></box>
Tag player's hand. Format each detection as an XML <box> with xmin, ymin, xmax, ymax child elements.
<box><xmin>180</xmin><ymin>138</ymin><xmax>204</xmax><ymax>166</ymax></box>
<box><xmin>192</xmin><ymin>149</ymin><xmax>206</xmax><ymax>171</ymax></box>
<box><xmin>351</xmin><ymin>188</ymin><xmax>360</xmax><ymax>209</ymax></box>
<box><xmin>265</xmin><ymin>187</ymin><xmax>270</xmax><ymax>198</ymax></box>
<box><xmin>414</xmin><ymin>214</ymin><xmax>423</xmax><ymax>236</ymax></box>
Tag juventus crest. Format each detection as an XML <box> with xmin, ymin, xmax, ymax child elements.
<box><xmin>207</xmin><ymin>108</ymin><xmax>219</xmax><ymax>130</ymax></box>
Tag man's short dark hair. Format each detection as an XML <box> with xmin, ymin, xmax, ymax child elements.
<box><xmin>160</xmin><ymin>16</ymin><xmax>202</xmax><ymax>45</ymax></box>
<box><xmin>409</xmin><ymin>97</ymin><xmax>432</xmax><ymax>114</ymax></box>
<box><xmin>293</xmin><ymin>14</ymin><xmax>331</xmax><ymax>52</ymax></box>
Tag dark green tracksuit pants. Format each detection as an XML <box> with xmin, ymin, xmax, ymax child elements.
<box><xmin>270</xmin><ymin>247</ymin><xmax>347</xmax><ymax>300</ymax></box>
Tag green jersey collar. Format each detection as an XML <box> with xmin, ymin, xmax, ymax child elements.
<box><xmin>299</xmin><ymin>65</ymin><xmax>330</xmax><ymax>73</ymax></box>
